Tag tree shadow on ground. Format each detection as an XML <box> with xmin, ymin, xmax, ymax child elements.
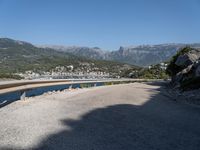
<box><xmin>2</xmin><ymin>82</ymin><xmax>200</xmax><ymax>150</ymax></box>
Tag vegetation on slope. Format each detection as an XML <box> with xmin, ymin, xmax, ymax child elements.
<box><xmin>121</xmin><ymin>63</ymin><xmax>169</xmax><ymax>79</ymax></box>
<box><xmin>0</xmin><ymin>38</ymin><xmax>138</xmax><ymax>79</ymax></box>
<box><xmin>138</xmin><ymin>65</ymin><xmax>169</xmax><ymax>79</ymax></box>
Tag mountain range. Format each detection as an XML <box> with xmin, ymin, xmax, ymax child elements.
<box><xmin>1</xmin><ymin>37</ymin><xmax>200</xmax><ymax>75</ymax></box>
<box><xmin>41</xmin><ymin>43</ymin><xmax>200</xmax><ymax>66</ymax></box>
<box><xmin>0</xmin><ymin>38</ymin><xmax>136</xmax><ymax>77</ymax></box>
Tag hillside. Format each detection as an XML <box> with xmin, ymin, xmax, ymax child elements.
<box><xmin>42</xmin><ymin>44</ymin><xmax>200</xmax><ymax>67</ymax></box>
<box><xmin>40</xmin><ymin>45</ymin><xmax>107</xmax><ymax>60</ymax></box>
<box><xmin>0</xmin><ymin>38</ymin><xmax>138</xmax><ymax>79</ymax></box>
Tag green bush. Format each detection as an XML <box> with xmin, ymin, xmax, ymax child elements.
<box><xmin>104</xmin><ymin>82</ymin><xmax>113</xmax><ymax>85</ymax></box>
<box><xmin>0</xmin><ymin>73</ymin><xmax>23</xmax><ymax>79</ymax></box>
<box><xmin>80</xmin><ymin>83</ymin><xmax>93</xmax><ymax>88</ymax></box>
<box><xmin>137</xmin><ymin>65</ymin><xmax>169</xmax><ymax>79</ymax></box>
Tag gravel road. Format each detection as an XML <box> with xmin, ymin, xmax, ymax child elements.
<box><xmin>0</xmin><ymin>82</ymin><xmax>200</xmax><ymax>150</ymax></box>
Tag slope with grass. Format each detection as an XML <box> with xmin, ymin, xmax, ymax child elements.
<box><xmin>0</xmin><ymin>38</ymin><xmax>139</xmax><ymax>79</ymax></box>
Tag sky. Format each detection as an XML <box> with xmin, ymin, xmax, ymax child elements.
<box><xmin>0</xmin><ymin>0</ymin><xmax>200</xmax><ymax>50</ymax></box>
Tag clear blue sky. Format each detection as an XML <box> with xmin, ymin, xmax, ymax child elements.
<box><xmin>0</xmin><ymin>0</ymin><xmax>199</xmax><ymax>50</ymax></box>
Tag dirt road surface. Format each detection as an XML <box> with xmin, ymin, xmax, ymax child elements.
<box><xmin>0</xmin><ymin>82</ymin><xmax>200</xmax><ymax>150</ymax></box>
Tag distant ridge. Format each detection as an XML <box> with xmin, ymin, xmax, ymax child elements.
<box><xmin>0</xmin><ymin>38</ymin><xmax>137</xmax><ymax>77</ymax></box>
<box><xmin>40</xmin><ymin>43</ymin><xmax>200</xmax><ymax>67</ymax></box>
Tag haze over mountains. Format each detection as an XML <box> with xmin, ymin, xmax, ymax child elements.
<box><xmin>1</xmin><ymin>37</ymin><xmax>200</xmax><ymax>80</ymax></box>
<box><xmin>1</xmin><ymin>37</ymin><xmax>200</xmax><ymax>70</ymax></box>
<box><xmin>0</xmin><ymin>38</ymin><xmax>136</xmax><ymax>78</ymax></box>
<box><xmin>41</xmin><ymin>43</ymin><xmax>200</xmax><ymax>67</ymax></box>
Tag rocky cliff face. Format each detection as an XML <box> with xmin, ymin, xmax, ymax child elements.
<box><xmin>41</xmin><ymin>44</ymin><xmax>200</xmax><ymax>67</ymax></box>
<box><xmin>107</xmin><ymin>45</ymin><xmax>181</xmax><ymax>66</ymax></box>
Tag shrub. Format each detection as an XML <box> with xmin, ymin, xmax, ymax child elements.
<box><xmin>0</xmin><ymin>73</ymin><xmax>23</xmax><ymax>79</ymax></box>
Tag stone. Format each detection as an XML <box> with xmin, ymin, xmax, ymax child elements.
<box><xmin>175</xmin><ymin>50</ymin><xmax>200</xmax><ymax>68</ymax></box>
<box><xmin>181</xmin><ymin>64</ymin><xmax>193</xmax><ymax>74</ymax></box>
<box><xmin>195</xmin><ymin>64</ymin><xmax>200</xmax><ymax>77</ymax></box>
<box><xmin>171</xmin><ymin>48</ymin><xmax>200</xmax><ymax>89</ymax></box>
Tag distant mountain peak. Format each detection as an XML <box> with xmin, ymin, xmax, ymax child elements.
<box><xmin>3</xmin><ymin>38</ymin><xmax>200</xmax><ymax>67</ymax></box>
<box><xmin>0</xmin><ymin>38</ymin><xmax>137</xmax><ymax>77</ymax></box>
<box><xmin>93</xmin><ymin>47</ymin><xmax>100</xmax><ymax>49</ymax></box>
<box><xmin>38</xmin><ymin>42</ymin><xmax>200</xmax><ymax>67</ymax></box>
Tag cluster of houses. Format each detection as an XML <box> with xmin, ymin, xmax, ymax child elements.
<box><xmin>16</xmin><ymin>65</ymin><xmax>111</xmax><ymax>79</ymax></box>
<box><xmin>148</xmin><ymin>63</ymin><xmax>168</xmax><ymax>70</ymax></box>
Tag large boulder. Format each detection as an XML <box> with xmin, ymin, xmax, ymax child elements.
<box><xmin>167</xmin><ymin>47</ymin><xmax>200</xmax><ymax>90</ymax></box>
<box><xmin>175</xmin><ymin>49</ymin><xmax>200</xmax><ymax>68</ymax></box>
<box><xmin>172</xmin><ymin>64</ymin><xmax>193</xmax><ymax>86</ymax></box>
<box><xmin>195</xmin><ymin>63</ymin><xmax>200</xmax><ymax>77</ymax></box>
<box><xmin>181</xmin><ymin>64</ymin><xmax>193</xmax><ymax>74</ymax></box>
<box><xmin>172</xmin><ymin>72</ymin><xmax>183</xmax><ymax>87</ymax></box>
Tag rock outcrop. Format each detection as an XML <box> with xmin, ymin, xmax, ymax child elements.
<box><xmin>175</xmin><ymin>49</ymin><xmax>200</xmax><ymax>67</ymax></box>
<box><xmin>167</xmin><ymin>47</ymin><xmax>200</xmax><ymax>90</ymax></box>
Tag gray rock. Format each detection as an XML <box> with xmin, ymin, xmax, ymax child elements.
<box><xmin>195</xmin><ymin>64</ymin><xmax>200</xmax><ymax>77</ymax></box>
<box><xmin>175</xmin><ymin>54</ymin><xmax>191</xmax><ymax>67</ymax></box>
<box><xmin>175</xmin><ymin>50</ymin><xmax>200</xmax><ymax>68</ymax></box>
<box><xmin>175</xmin><ymin>72</ymin><xmax>183</xmax><ymax>82</ymax></box>
<box><xmin>171</xmin><ymin>48</ymin><xmax>200</xmax><ymax>89</ymax></box>
<box><xmin>181</xmin><ymin>64</ymin><xmax>193</xmax><ymax>74</ymax></box>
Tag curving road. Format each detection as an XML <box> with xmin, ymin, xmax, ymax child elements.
<box><xmin>0</xmin><ymin>82</ymin><xmax>200</xmax><ymax>150</ymax></box>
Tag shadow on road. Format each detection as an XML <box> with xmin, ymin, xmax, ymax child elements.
<box><xmin>2</xmin><ymin>82</ymin><xmax>200</xmax><ymax>150</ymax></box>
